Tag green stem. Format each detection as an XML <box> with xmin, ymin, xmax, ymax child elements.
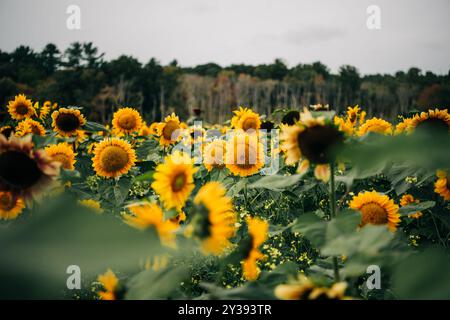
<box><xmin>243</xmin><ymin>179</ymin><xmax>249</xmax><ymax>213</ymax></box>
<box><xmin>329</xmin><ymin>162</ymin><xmax>340</xmax><ymax>282</ymax></box>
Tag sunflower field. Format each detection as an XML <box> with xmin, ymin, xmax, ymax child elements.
<box><xmin>0</xmin><ymin>94</ymin><xmax>449</xmax><ymax>300</ymax></box>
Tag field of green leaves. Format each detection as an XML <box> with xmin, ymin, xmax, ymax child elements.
<box><xmin>0</xmin><ymin>95</ymin><xmax>449</xmax><ymax>300</ymax></box>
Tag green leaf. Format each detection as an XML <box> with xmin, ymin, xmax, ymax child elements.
<box><xmin>392</xmin><ymin>248</ymin><xmax>450</xmax><ymax>299</ymax></box>
<box><xmin>248</xmin><ymin>174</ymin><xmax>303</xmax><ymax>191</ymax></box>
<box><xmin>114</xmin><ymin>176</ymin><xmax>132</xmax><ymax>207</ymax></box>
<box><xmin>321</xmin><ymin>225</ymin><xmax>394</xmax><ymax>257</ymax></box>
<box><xmin>32</xmin><ymin>133</ymin><xmax>57</xmax><ymax>149</ymax></box>
<box><xmin>125</xmin><ymin>266</ymin><xmax>189</xmax><ymax>300</ymax></box>
<box><xmin>85</xmin><ymin>121</ymin><xmax>107</xmax><ymax>132</ymax></box>
<box><xmin>291</xmin><ymin>212</ymin><xmax>326</xmax><ymax>247</ymax></box>
<box><xmin>398</xmin><ymin>201</ymin><xmax>435</xmax><ymax>215</ymax></box>
<box><xmin>135</xmin><ymin>171</ymin><xmax>154</xmax><ymax>182</ymax></box>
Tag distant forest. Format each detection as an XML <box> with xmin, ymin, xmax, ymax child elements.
<box><xmin>1</xmin><ymin>42</ymin><xmax>449</xmax><ymax>124</ymax></box>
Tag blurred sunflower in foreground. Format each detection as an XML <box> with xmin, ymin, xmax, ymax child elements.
<box><xmin>189</xmin><ymin>182</ymin><xmax>237</xmax><ymax>255</ymax></box>
<box><xmin>97</xmin><ymin>269</ymin><xmax>121</xmax><ymax>300</ymax></box>
<box><xmin>123</xmin><ymin>202</ymin><xmax>179</xmax><ymax>247</ymax></box>
<box><xmin>275</xmin><ymin>275</ymin><xmax>350</xmax><ymax>300</ymax></box>
<box><xmin>349</xmin><ymin>190</ymin><xmax>401</xmax><ymax>232</ymax></box>
<box><xmin>241</xmin><ymin>216</ymin><xmax>269</xmax><ymax>281</ymax></box>
<box><xmin>0</xmin><ymin>135</ymin><xmax>60</xmax><ymax>202</ymax></box>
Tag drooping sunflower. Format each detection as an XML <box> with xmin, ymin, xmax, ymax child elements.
<box><xmin>79</xmin><ymin>199</ymin><xmax>103</xmax><ymax>213</ymax></box>
<box><xmin>345</xmin><ymin>105</ymin><xmax>366</xmax><ymax>127</ymax></box>
<box><xmin>357</xmin><ymin>117</ymin><xmax>393</xmax><ymax>136</ymax></box>
<box><xmin>203</xmin><ymin>139</ymin><xmax>226</xmax><ymax>171</ymax></box>
<box><xmin>7</xmin><ymin>94</ymin><xmax>36</xmax><ymax>120</ymax></box>
<box><xmin>97</xmin><ymin>269</ymin><xmax>121</xmax><ymax>300</ymax></box>
<box><xmin>0</xmin><ymin>135</ymin><xmax>60</xmax><ymax>201</ymax></box>
<box><xmin>138</xmin><ymin>123</ymin><xmax>151</xmax><ymax>136</ymax></box>
<box><xmin>434</xmin><ymin>170</ymin><xmax>450</xmax><ymax>201</ymax></box>
<box><xmin>349</xmin><ymin>190</ymin><xmax>401</xmax><ymax>232</ymax></box>
<box><xmin>123</xmin><ymin>202</ymin><xmax>179</xmax><ymax>247</ymax></box>
<box><xmin>112</xmin><ymin>107</ymin><xmax>143</xmax><ymax>135</ymax></box>
<box><xmin>51</xmin><ymin>108</ymin><xmax>86</xmax><ymax>137</ymax></box>
<box><xmin>231</xmin><ymin>107</ymin><xmax>261</xmax><ymax>132</ymax></box>
<box><xmin>45</xmin><ymin>143</ymin><xmax>77</xmax><ymax>170</ymax></box>
<box><xmin>0</xmin><ymin>126</ymin><xmax>14</xmax><ymax>138</ymax></box>
<box><xmin>400</xmin><ymin>194</ymin><xmax>423</xmax><ymax>219</ymax></box>
<box><xmin>280</xmin><ymin>108</ymin><xmax>344</xmax><ymax>182</ymax></box>
<box><xmin>407</xmin><ymin>109</ymin><xmax>450</xmax><ymax>134</ymax></box>
<box><xmin>151</xmin><ymin>151</ymin><xmax>198</xmax><ymax>210</ymax></box>
<box><xmin>15</xmin><ymin>118</ymin><xmax>46</xmax><ymax>137</ymax></box>
<box><xmin>191</xmin><ymin>182</ymin><xmax>237</xmax><ymax>255</ymax></box>
<box><xmin>241</xmin><ymin>216</ymin><xmax>269</xmax><ymax>281</ymax></box>
<box><xmin>275</xmin><ymin>275</ymin><xmax>349</xmax><ymax>300</ymax></box>
<box><xmin>0</xmin><ymin>191</ymin><xmax>25</xmax><ymax>220</ymax></box>
<box><xmin>225</xmin><ymin>133</ymin><xmax>265</xmax><ymax>177</ymax></box>
<box><xmin>92</xmin><ymin>138</ymin><xmax>136</xmax><ymax>178</ymax></box>
<box><xmin>156</xmin><ymin>113</ymin><xmax>182</xmax><ymax>146</ymax></box>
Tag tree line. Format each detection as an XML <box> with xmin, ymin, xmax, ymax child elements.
<box><xmin>1</xmin><ymin>42</ymin><xmax>449</xmax><ymax>123</ymax></box>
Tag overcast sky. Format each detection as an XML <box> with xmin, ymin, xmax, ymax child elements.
<box><xmin>0</xmin><ymin>0</ymin><xmax>449</xmax><ymax>74</ymax></box>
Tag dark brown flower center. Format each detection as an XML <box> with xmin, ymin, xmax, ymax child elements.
<box><xmin>297</xmin><ymin>125</ymin><xmax>343</xmax><ymax>164</ymax></box>
<box><xmin>171</xmin><ymin>173</ymin><xmax>187</xmax><ymax>192</ymax></box>
<box><xmin>99</xmin><ymin>146</ymin><xmax>129</xmax><ymax>173</ymax></box>
<box><xmin>0</xmin><ymin>151</ymin><xmax>42</xmax><ymax>189</ymax></box>
<box><xmin>162</xmin><ymin>121</ymin><xmax>180</xmax><ymax>140</ymax></box>
<box><xmin>56</xmin><ymin>113</ymin><xmax>80</xmax><ymax>132</ymax></box>
<box><xmin>16</xmin><ymin>103</ymin><xmax>29</xmax><ymax>115</ymax></box>
<box><xmin>0</xmin><ymin>127</ymin><xmax>14</xmax><ymax>138</ymax></box>
<box><xmin>360</xmin><ymin>203</ymin><xmax>388</xmax><ymax>226</ymax></box>
<box><xmin>415</xmin><ymin>118</ymin><xmax>449</xmax><ymax>134</ymax></box>
<box><xmin>117</xmin><ymin>114</ymin><xmax>137</xmax><ymax>130</ymax></box>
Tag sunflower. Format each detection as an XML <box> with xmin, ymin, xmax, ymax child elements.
<box><xmin>191</xmin><ymin>182</ymin><xmax>237</xmax><ymax>255</ymax></box>
<box><xmin>39</xmin><ymin>101</ymin><xmax>51</xmax><ymax>120</ymax></box>
<box><xmin>7</xmin><ymin>94</ymin><xmax>36</xmax><ymax>120</ymax></box>
<box><xmin>280</xmin><ymin>108</ymin><xmax>344</xmax><ymax>182</ymax></box>
<box><xmin>156</xmin><ymin>113</ymin><xmax>182</xmax><ymax>146</ymax></box>
<box><xmin>97</xmin><ymin>269</ymin><xmax>121</xmax><ymax>300</ymax></box>
<box><xmin>51</xmin><ymin>108</ymin><xmax>86</xmax><ymax>137</ymax></box>
<box><xmin>434</xmin><ymin>170</ymin><xmax>450</xmax><ymax>201</ymax></box>
<box><xmin>123</xmin><ymin>202</ymin><xmax>179</xmax><ymax>247</ymax></box>
<box><xmin>407</xmin><ymin>109</ymin><xmax>450</xmax><ymax>134</ymax></box>
<box><xmin>203</xmin><ymin>139</ymin><xmax>226</xmax><ymax>171</ymax></box>
<box><xmin>138</xmin><ymin>123</ymin><xmax>151</xmax><ymax>136</ymax></box>
<box><xmin>15</xmin><ymin>119</ymin><xmax>46</xmax><ymax>137</ymax></box>
<box><xmin>148</xmin><ymin>122</ymin><xmax>159</xmax><ymax>135</ymax></box>
<box><xmin>151</xmin><ymin>151</ymin><xmax>198</xmax><ymax>210</ymax></box>
<box><xmin>241</xmin><ymin>216</ymin><xmax>268</xmax><ymax>281</ymax></box>
<box><xmin>92</xmin><ymin>138</ymin><xmax>136</xmax><ymax>178</ymax></box>
<box><xmin>45</xmin><ymin>143</ymin><xmax>77</xmax><ymax>170</ymax></box>
<box><xmin>0</xmin><ymin>135</ymin><xmax>60</xmax><ymax>201</ymax></box>
<box><xmin>79</xmin><ymin>199</ymin><xmax>103</xmax><ymax>213</ymax></box>
<box><xmin>0</xmin><ymin>191</ymin><xmax>25</xmax><ymax>220</ymax></box>
<box><xmin>0</xmin><ymin>126</ymin><xmax>14</xmax><ymax>138</ymax></box>
<box><xmin>112</xmin><ymin>107</ymin><xmax>143</xmax><ymax>135</ymax></box>
<box><xmin>231</xmin><ymin>107</ymin><xmax>261</xmax><ymax>132</ymax></box>
<box><xmin>275</xmin><ymin>275</ymin><xmax>349</xmax><ymax>300</ymax></box>
<box><xmin>400</xmin><ymin>194</ymin><xmax>423</xmax><ymax>219</ymax></box>
<box><xmin>334</xmin><ymin>116</ymin><xmax>354</xmax><ymax>135</ymax></box>
<box><xmin>357</xmin><ymin>117</ymin><xmax>392</xmax><ymax>136</ymax></box>
<box><xmin>349</xmin><ymin>190</ymin><xmax>401</xmax><ymax>232</ymax></box>
<box><xmin>394</xmin><ymin>117</ymin><xmax>413</xmax><ymax>135</ymax></box>
<box><xmin>225</xmin><ymin>133</ymin><xmax>265</xmax><ymax>177</ymax></box>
